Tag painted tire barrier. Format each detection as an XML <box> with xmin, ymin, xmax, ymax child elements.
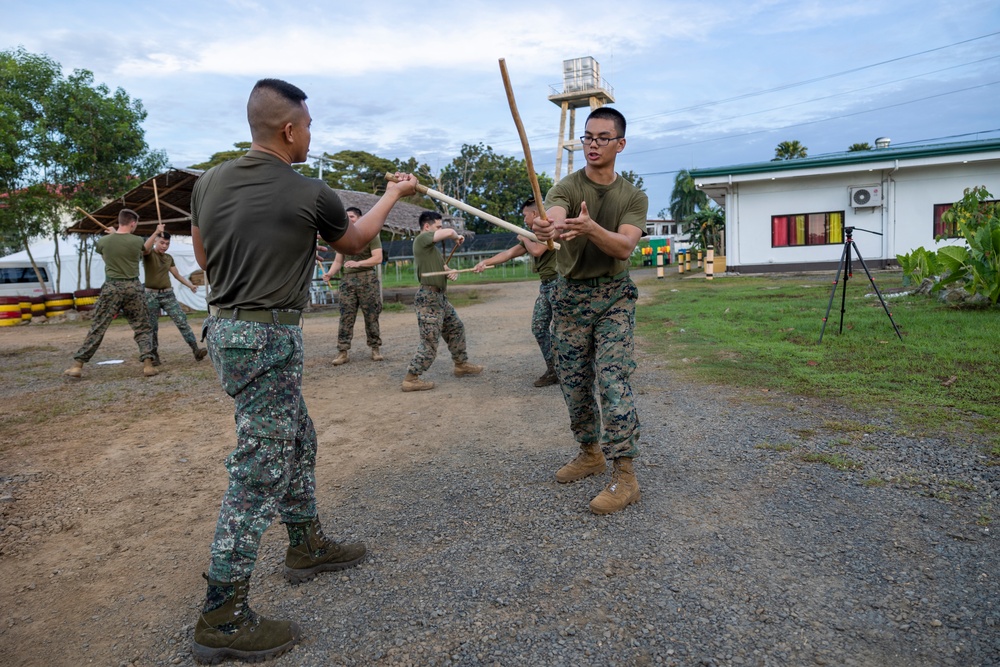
<box><xmin>30</xmin><ymin>297</ymin><xmax>46</xmax><ymax>318</ymax></box>
<box><xmin>0</xmin><ymin>296</ymin><xmax>23</xmax><ymax>326</ymax></box>
<box><xmin>73</xmin><ymin>288</ymin><xmax>102</xmax><ymax>312</ymax></box>
<box><xmin>20</xmin><ymin>299</ymin><xmax>32</xmax><ymax>321</ymax></box>
<box><xmin>45</xmin><ymin>292</ymin><xmax>75</xmax><ymax>319</ymax></box>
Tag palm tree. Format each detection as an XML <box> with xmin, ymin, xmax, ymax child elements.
<box><xmin>667</xmin><ymin>169</ymin><xmax>708</xmax><ymax>221</ymax></box>
<box><xmin>772</xmin><ymin>140</ymin><xmax>808</xmax><ymax>161</ymax></box>
<box><xmin>847</xmin><ymin>142</ymin><xmax>872</xmax><ymax>152</ymax></box>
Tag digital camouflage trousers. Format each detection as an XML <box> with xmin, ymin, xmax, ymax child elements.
<box><xmin>532</xmin><ymin>280</ymin><xmax>556</xmax><ymax>367</ymax></box>
<box><xmin>204</xmin><ymin>317</ymin><xmax>318</xmax><ymax>582</ymax></box>
<box><xmin>406</xmin><ymin>286</ymin><xmax>468</xmax><ymax>376</ymax></box>
<box><xmin>551</xmin><ymin>276</ymin><xmax>640</xmax><ymax>459</ymax></box>
<box><xmin>146</xmin><ymin>289</ymin><xmax>198</xmax><ymax>356</ymax></box>
<box><xmin>337</xmin><ymin>270</ymin><xmax>382</xmax><ymax>351</ymax></box>
<box><xmin>73</xmin><ymin>279</ymin><xmax>154</xmax><ymax>363</ymax></box>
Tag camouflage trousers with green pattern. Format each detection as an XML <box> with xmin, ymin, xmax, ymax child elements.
<box><xmin>551</xmin><ymin>275</ymin><xmax>640</xmax><ymax>459</ymax></box>
<box><xmin>531</xmin><ymin>280</ymin><xmax>556</xmax><ymax>367</ymax></box>
<box><xmin>406</xmin><ymin>286</ymin><xmax>468</xmax><ymax>376</ymax></box>
<box><xmin>145</xmin><ymin>289</ymin><xmax>198</xmax><ymax>357</ymax></box>
<box><xmin>337</xmin><ymin>270</ymin><xmax>382</xmax><ymax>351</ymax></box>
<box><xmin>204</xmin><ymin>316</ymin><xmax>318</xmax><ymax>583</ymax></box>
<box><xmin>73</xmin><ymin>278</ymin><xmax>154</xmax><ymax>363</ymax></box>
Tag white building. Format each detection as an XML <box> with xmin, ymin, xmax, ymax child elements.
<box><xmin>690</xmin><ymin>137</ymin><xmax>1000</xmax><ymax>273</ymax></box>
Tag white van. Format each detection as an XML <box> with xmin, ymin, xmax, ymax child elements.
<box><xmin>0</xmin><ymin>263</ymin><xmax>53</xmax><ymax>298</ymax></box>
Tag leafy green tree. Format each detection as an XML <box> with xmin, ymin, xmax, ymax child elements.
<box><xmin>438</xmin><ymin>143</ymin><xmax>553</xmax><ymax>233</ymax></box>
<box><xmin>772</xmin><ymin>140</ymin><xmax>808</xmax><ymax>161</ymax></box>
<box><xmin>0</xmin><ymin>47</ymin><xmax>165</xmax><ymax>289</ymax></box>
<box><xmin>665</xmin><ymin>169</ymin><xmax>708</xmax><ymax>222</ymax></box>
<box><xmin>619</xmin><ymin>170</ymin><xmax>645</xmax><ymax>191</ymax></box>
<box><xmin>848</xmin><ymin>142</ymin><xmax>872</xmax><ymax>152</ymax></box>
<box><xmin>189</xmin><ymin>142</ymin><xmax>251</xmax><ymax>170</ymax></box>
<box><xmin>682</xmin><ymin>206</ymin><xmax>725</xmax><ymax>252</ymax></box>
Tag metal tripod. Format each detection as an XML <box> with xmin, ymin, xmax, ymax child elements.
<box><xmin>819</xmin><ymin>226</ymin><xmax>903</xmax><ymax>343</ymax></box>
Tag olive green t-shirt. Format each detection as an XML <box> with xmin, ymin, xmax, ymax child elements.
<box><xmin>342</xmin><ymin>235</ymin><xmax>382</xmax><ymax>275</ymax></box>
<box><xmin>191</xmin><ymin>150</ymin><xmax>349</xmax><ymax>311</ymax></box>
<box><xmin>543</xmin><ymin>169</ymin><xmax>648</xmax><ymax>280</ymax></box>
<box><xmin>518</xmin><ymin>240</ymin><xmax>558</xmax><ymax>281</ymax></box>
<box><xmin>142</xmin><ymin>251</ymin><xmax>175</xmax><ymax>289</ymax></box>
<box><xmin>96</xmin><ymin>233</ymin><xmax>145</xmax><ymax>280</ymax></box>
<box><xmin>413</xmin><ymin>231</ymin><xmax>447</xmax><ymax>291</ymax></box>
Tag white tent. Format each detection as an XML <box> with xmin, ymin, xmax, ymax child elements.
<box><xmin>0</xmin><ymin>235</ymin><xmax>207</xmax><ymax>311</ymax></box>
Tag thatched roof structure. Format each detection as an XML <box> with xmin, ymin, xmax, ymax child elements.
<box><xmin>67</xmin><ymin>169</ymin><xmax>465</xmax><ymax>239</ymax></box>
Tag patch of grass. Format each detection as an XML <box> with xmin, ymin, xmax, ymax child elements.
<box><xmin>798</xmin><ymin>452</ymin><xmax>863</xmax><ymax>471</ymax></box>
<box><xmin>976</xmin><ymin>506</ymin><xmax>992</xmax><ymax>526</ymax></box>
<box><xmin>792</xmin><ymin>428</ymin><xmax>816</xmax><ymax>439</ymax></box>
<box><xmin>833</xmin><ymin>437</ymin><xmax>855</xmax><ymax>446</ymax></box>
<box><xmin>382</xmin><ymin>302</ymin><xmax>406</xmax><ymax>313</ymax></box>
<box><xmin>635</xmin><ymin>272</ymin><xmax>1000</xmax><ymax>441</ymax></box>
<box><xmin>943</xmin><ymin>479</ymin><xmax>976</xmax><ymax>491</ymax></box>
<box><xmin>755</xmin><ymin>441</ymin><xmax>795</xmax><ymax>452</ymax></box>
<box><xmin>863</xmin><ymin>477</ymin><xmax>886</xmax><ymax>487</ymax></box>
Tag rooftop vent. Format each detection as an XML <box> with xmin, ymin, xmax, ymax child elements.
<box><xmin>875</xmin><ymin>137</ymin><xmax>891</xmax><ymax>149</ymax></box>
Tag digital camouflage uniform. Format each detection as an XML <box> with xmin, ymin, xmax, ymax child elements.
<box><xmin>336</xmin><ymin>236</ymin><xmax>382</xmax><ymax>352</ymax></box>
<box><xmin>73</xmin><ymin>232</ymin><xmax>154</xmax><ymax>363</ymax></box>
<box><xmin>191</xmin><ymin>149</ymin><xmax>349</xmax><ymax>583</ymax></box>
<box><xmin>544</xmin><ymin>168</ymin><xmax>648</xmax><ymax>460</ymax></box>
<box><xmin>407</xmin><ymin>230</ymin><xmax>470</xmax><ymax>375</ymax></box>
<box><xmin>204</xmin><ymin>318</ymin><xmax>316</xmax><ymax>581</ymax></box>
<box><xmin>144</xmin><ymin>251</ymin><xmax>199</xmax><ymax>359</ymax></box>
<box><xmin>524</xmin><ymin>240</ymin><xmax>558</xmax><ymax>369</ymax></box>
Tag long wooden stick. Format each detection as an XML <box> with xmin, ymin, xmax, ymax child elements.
<box><xmin>383</xmin><ymin>173</ymin><xmax>558</xmax><ymax>249</ymax></box>
<box><xmin>444</xmin><ymin>241</ymin><xmax>461</xmax><ymax>265</ymax></box>
<box><xmin>152</xmin><ymin>178</ymin><xmax>164</xmax><ymax>225</ymax></box>
<box><xmin>498</xmin><ymin>58</ymin><xmax>554</xmax><ymax>250</ymax></box>
<box><xmin>74</xmin><ymin>206</ymin><xmax>112</xmax><ymax>232</ymax></box>
<box><xmin>421</xmin><ymin>267</ymin><xmax>493</xmax><ymax>277</ymax></box>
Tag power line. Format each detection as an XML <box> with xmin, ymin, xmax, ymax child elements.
<box><xmin>630</xmin><ymin>30</ymin><xmax>1000</xmax><ymax>123</ymax></box>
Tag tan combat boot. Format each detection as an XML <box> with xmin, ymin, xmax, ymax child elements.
<box><xmin>589</xmin><ymin>457</ymin><xmax>641</xmax><ymax>515</ymax></box>
<box><xmin>63</xmin><ymin>360</ymin><xmax>84</xmax><ymax>379</ymax></box>
<box><xmin>193</xmin><ymin>346</ymin><xmax>208</xmax><ymax>361</ymax></box>
<box><xmin>371</xmin><ymin>347</ymin><xmax>384</xmax><ymax>361</ymax></box>
<box><xmin>454</xmin><ymin>361</ymin><xmax>483</xmax><ymax>377</ymax></box>
<box><xmin>401</xmin><ymin>373</ymin><xmax>434</xmax><ymax>392</ymax></box>
<box><xmin>555</xmin><ymin>443</ymin><xmax>606</xmax><ymax>483</ymax></box>
<box><xmin>191</xmin><ymin>576</ymin><xmax>300</xmax><ymax>664</ymax></box>
<box><xmin>332</xmin><ymin>350</ymin><xmax>349</xmax><ymax>366</ymax></box>
<box><xmin>143</xmin><ymin>358</ymin><xmax>158</xmax><ymax>377</ymax></box>
<box><xmin>533</xmin><ymin>364</ymin><xmax>558</xmax><ymax>387</ymax></box>
<box><xmin>283</xmin><ymin>518</ymin><xmax>367</xmax><ymax>584</ymax></box>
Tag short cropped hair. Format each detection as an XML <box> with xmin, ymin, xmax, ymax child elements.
<box><xmin>346</xmin><ymin>207</ymin><xmax>363</xmax><ymax>217</ymax></box>
<box><xmin>247</xmin><ymin>78</ymin><xmax>308</xmax><ymax>142</ymax></box>
<box><xmin>160</xmin><ymin>231</ymin><xmax>171</xmax><ymax>241</ymax></box>
<box><xmin>521</xmin><ymin>197</ymin><xmax>536</xmax><ymax>211</ymax></box>
<box><xmin>419</xmin><ymin>211</ymin><xmax>442</xmax><ymax>228</ymax></box>
<box><xmin>587</xmin><ymin>107</ymin><xmax>627</xmax><ymax>138</ymax></box>
<box><xmin>118</xmin><ymin>209</ymin><xmax>139</xmax><ymax>226</ymax></box>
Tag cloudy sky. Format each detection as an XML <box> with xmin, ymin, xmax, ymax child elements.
<box><xmin>4</xmin><ymin>0</ymin><xmax>999</xmax><ymax>215</ymax></box>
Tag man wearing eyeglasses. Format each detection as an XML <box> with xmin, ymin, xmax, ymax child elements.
<box><xmin>533</xmin><ymin>107</ymin><xmax>648</xmax><ymax>516</ymax></box>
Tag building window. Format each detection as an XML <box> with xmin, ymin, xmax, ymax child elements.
<box><xmin>933</xmin><ymin>200</ymin><xmax>998</xmax><ymax>239</ymax></box>
<box><xmin>771</xmin><ymin>211</ymin><xmax>844</xmax><ymax>247</ymax></box>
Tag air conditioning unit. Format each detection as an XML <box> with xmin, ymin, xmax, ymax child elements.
<box><xmin>850</xmin><ymin>185</ymin><xmax>882</xmax><ymax>208</ymax></box>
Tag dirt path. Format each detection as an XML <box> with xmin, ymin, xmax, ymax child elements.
<box><xmin>0</xmin><ymin>279</ymin><xmax>570</xmax><ymax>666</ymax></box>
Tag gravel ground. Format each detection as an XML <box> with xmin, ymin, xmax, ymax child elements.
<box><xmin>136</xmin><ymin>277</ymin><xmax>997</xmax><ymax>667</ymax></box>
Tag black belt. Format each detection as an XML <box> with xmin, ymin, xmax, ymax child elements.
<box><xmin>421</xmin><ymin>285</ymin><xmax>443</xmax><ymax>293</ymax></box>
<box><xmin>564</xmin><ymin>270</ymin><xmax>629</xmax><ymax>287</ymax></box>
<box><xmin>211</xmin><ymin>306</ymin><xmax>302</xmax><ymax>326</ymax></box>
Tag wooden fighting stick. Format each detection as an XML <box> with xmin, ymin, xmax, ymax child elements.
<box><xmin>498</xmin><ymin>58</ymin><xmax>555</xmax><ymax>250</ymax></box>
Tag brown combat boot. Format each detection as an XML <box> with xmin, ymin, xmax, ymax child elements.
<box><xmin>453</xmin><ymin>361</ymin><xmax>483</xmax><ymax>377</ymax></box>
<box><xmin>332</xmin><ymin>350</ymin><xmax>349</xmax><ymax>366</ymax></box>
<box><xmin>191</xmin><ymin>576</ymin><xmax>300</xmax><ymax>664</ymax></box>
<box><xmin>143</xmin><ymin>358</ymin><xmax>158</xmax><ymax>377</ymax></box>
<box><xmin>283</xmin><ymin>518</ymin><xmax>367</xmax><ymax>584</ymax></box>
<box><xmin>589</xmin><ymin>457</ymin><xmax>641</xmax><ymax>515</ymax></box>
<box><xmin>401</xmin><ymin>373</ymin><xmax>434</xmax><ymax>392</ymax></box>
<box><xmin>533</xmin><ymin>365</ymin><xmax>558</xmax><ymax>387</ymax></box>
<box><xmin>63</xmin><ymin>360</ymin><xmax>84</xmax><ymax>379</ymax></box>
<box><xmin>555</xmin><ymin>443</ymin><xmax>606</xmax><ymax>483</ymax></box>
<box><xmin>193</xmin><ymin>346</ymin><xmax>208</xmax><ymax>361</ymax></box>
<box><xmin>371</xmin><ymin>347</ymin><xmax>384</xmax><ymax>361</ymax></box>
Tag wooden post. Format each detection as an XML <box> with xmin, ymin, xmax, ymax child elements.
<box><xmin>656</xmin><ymin>250</ymin><xmax>664</xmax><ymax>279</ymax></box>
<box><xmin>678</xmin><ymin>251</ymin><xmax>685</xmax><ymax>275</ymax></box>
<box><xmin>706</xmin><ymin>246</ymin><xmax>714</xmax><ymax>281</ymax></box>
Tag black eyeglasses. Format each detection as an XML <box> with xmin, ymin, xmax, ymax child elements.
<box><xmin>580</xmin><ymin>135</ymin><xmax>621</xmax><ymax>147</ymax></box>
